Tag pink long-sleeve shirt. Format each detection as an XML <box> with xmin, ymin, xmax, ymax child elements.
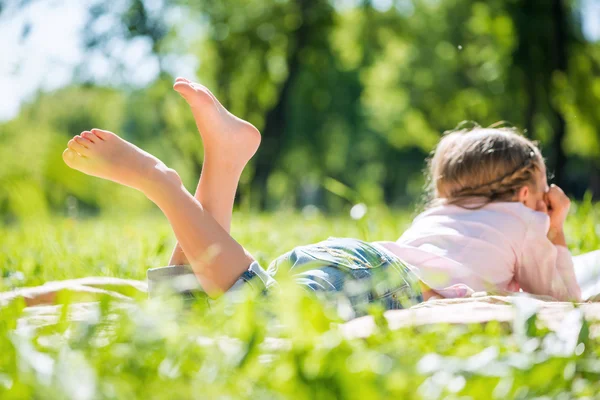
<box><xmin>377</xmin><ymin>202</ymin><xmax>581</xmax><ymax>301</ymax></box>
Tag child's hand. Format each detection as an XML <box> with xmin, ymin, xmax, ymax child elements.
<box><xmin>545</xmin><ymin>184</ymin><xmax>570</xmax><ymax>230</ymax></box>
<box><xmin>535</xmin><ymin>199</ymin><xmax>548</xmax><ymax>214</ymax></box>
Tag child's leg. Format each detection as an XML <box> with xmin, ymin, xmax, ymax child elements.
<box><xmin>62</xmin><ymin>129</ymin><xmax>254</xmax><ymax>297</ymax></box>
<box><xmin>168</xmin><ymin>78</ymin><xmax>261</xmax><ymax>265</ymax></box>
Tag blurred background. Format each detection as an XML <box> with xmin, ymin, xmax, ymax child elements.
<box><xmin>1</xmin><ymin>0</ymin><xmax>599</xmax><ymax>222</ymax></box>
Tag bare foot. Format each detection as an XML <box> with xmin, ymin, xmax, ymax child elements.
<box><xmin>62</xmin><ymin>129</ymin><xmax>181</xmax><ymax>198</ymax></box>
<box><xmin>173</xmin><ymin>77</ymin><xmax>261</xmax><ymax>172</ymax></box>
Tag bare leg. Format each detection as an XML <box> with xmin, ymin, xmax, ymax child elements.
<box><xmin>62</xmin><ymin>129</ymin><xmax>253</xmax><ymax>297</ymax></box>
<box><xmin>168</xmin><ymin>77</ymin><xmax>261</xmax><ymax>266</ymax></box>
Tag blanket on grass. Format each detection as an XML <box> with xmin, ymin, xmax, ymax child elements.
<box><xmin>3</xmin><ymin>278</ymin><xmax>600</xmax><ymax>340</ymax></box>
<box><xmin>342</xmin><ymin>295</ymin><xmax>600</xmax><ymax>339</ymax></box>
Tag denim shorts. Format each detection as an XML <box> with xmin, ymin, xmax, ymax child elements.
<box><xmin>147</xmin><ymin>238</ymin><xmax>423</xmax><ymax>317</ymax></box>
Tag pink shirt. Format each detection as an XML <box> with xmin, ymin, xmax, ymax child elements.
<box><xmin>377</xmin><ymin>202</ymin><xmax>581</xmax><ymax>301</ymax></box>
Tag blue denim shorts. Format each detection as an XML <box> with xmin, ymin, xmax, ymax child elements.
<box><xmin>148</xmin><ymin>238</ymin><xmax>423</xmax><ymax>317</ymax></box>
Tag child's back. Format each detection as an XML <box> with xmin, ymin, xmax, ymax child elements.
<box><xmin>393</xmin><ymin>201</ymin><xmax>577</xmax><ymax>299</ymax></box>
<box><xmin>379</xmin><ymin>125</ymin><xmax>581</xmax><ymax>301</ymax></box>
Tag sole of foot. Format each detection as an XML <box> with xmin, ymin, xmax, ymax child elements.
<box><xmin>173</xmin><ymin>77</ymin><xmax>261</xmax><ymax>171</ymax></box>
<box><xmin>62</xmin><ymin>129</ymin><xmax>181</xmax><ymax>198</ymax></box>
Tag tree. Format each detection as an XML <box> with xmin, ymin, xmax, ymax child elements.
<box><xmin>2</xmin><ymin>0</ymin><xmax>600</xmax><ymax>219</ymax></box>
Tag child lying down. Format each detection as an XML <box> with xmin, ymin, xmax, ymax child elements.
<box><xmin>4</xmin><ymin>78</ymin><xmax>599</xmax><ymax>317</ymax></box>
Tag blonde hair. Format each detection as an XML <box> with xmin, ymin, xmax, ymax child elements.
<box><xmin>426</xmin><ymin>122</ymin><xmax>545</xmax><ymax>208</ymax></box>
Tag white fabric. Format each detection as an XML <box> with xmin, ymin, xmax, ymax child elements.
<box><xmin>574</xmin><ymin>251</ymin><xmax>600</xmax><ymax>301</ymax></box>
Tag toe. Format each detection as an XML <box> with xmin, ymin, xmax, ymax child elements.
<box><xmin>173</xmin><ymin>80</ymin><xmax>193</xmax><ymax>95</ymax></box>
<box><xmin>90</xmin><ymin>129</ymin><xmax>112</xmax><ymax>141</ymax></box>
<box><xmin>68</xmin><ymin>138</ymin><xmax>88</xmax><ymax>155</ymax></box>
<box><xmin>81</xmin><ymin>131</ymin><xmax>97</xmax><ymax>143</ymax></box>
<box><xmin>62</xmin><ymin>148</ymin><xmax>79</xmax><ymax>166</ymax></box>
<box><xmin>173</xmin><ymin>81</ymin><xmax>214</xmax><ymax>107</ymax></box>
<box><xmin>188</xmin><ymin>82</ymin><xmax>220</xmax><ymax>104</ymax></box>
<box><xmin>75</xmin><ymin>136</ymin><xmax>92</xmax><ymax>148</ymax></box>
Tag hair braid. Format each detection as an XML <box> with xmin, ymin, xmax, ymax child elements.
<box><xmin>447</xmin><ymin>159</ymin><xmax>538</xmax><ymax>206</ymax></box>
<box><xmin>426</xmin><ymin>122</ymin><xmax>545</xmax><ymax>209</ymax></box>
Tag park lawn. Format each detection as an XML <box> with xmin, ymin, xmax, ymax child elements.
<box><xmin>1</xmin><ymin>201</ymin><xmax>599</xmax><ymax>399</ymax></box>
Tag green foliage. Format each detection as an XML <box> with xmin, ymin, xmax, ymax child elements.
<box><xmin>5</xmin><ymin>294</ymin><xmax>600</xmax><ymax>399</ymax></box>
<box><xmin>1</xmin><ymin>0</ymin><xmax>599</xmax><ymax>219</ymax></box>
<box><xmin>0</xmin><ymin>201</ymin><xmax>599</xmax><ymax>398</ymax></box>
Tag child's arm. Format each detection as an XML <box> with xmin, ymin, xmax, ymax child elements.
<box><xmin>546</xmin><ymin>184</ymin><xmax>570</xmax><ymax>247</ymax></box>
<box><xmin>517</xmin><ymin>235</ymin><xmax>580</xmax><ymax>301</ymax></box>
<box><xmin>547</xmin><ymin>185</ymin><xmax>581</xmax><ymax>300</ymax></box>
<box><xmin>516</xmin><ymin>185</ymin><xmax>581</xmax><ymax>301</ymax></box>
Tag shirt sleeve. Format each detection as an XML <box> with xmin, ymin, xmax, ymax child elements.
<box><xmin>516</xmin><ymin>212</ymin><xmax>581</xmax><ymax>302</ymax></box>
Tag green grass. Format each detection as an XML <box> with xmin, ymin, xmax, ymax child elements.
<box><xmin>1</xmin><ymin>202</ymin><xmax>599</xmax><ymax>399</ymax></box>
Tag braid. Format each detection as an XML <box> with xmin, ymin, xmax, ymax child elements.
<box><xmin>447</xmin><ymin>159</ymin><xmax>538</xmax><ymax>207</ymax></box>
<box><xmin>427</xmin><ymin>123</ymin><xmax>544</xmax><ymax>210</ymax></box>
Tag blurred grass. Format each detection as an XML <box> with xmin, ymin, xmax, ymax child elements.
<box><xmin>0</xmin><ymin>207</ymin><xmax>416</xmax><ymax>291</ymax></box>
<box><xmin>0</xmin><ymin>201</ymin><xmax>599</xmax><ymax>399</ymax></box>
<box><xmin>2</xmin><ymin>199</ymin><xmax>597</xmax><ymax>291</ymax></box>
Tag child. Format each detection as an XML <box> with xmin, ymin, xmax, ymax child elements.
<box><xmin>377</xmin><ymin>125</ymin><xmax>582</xmax><ymax>301</ymax></box>
<box><xmin>61</xmin><ymin>78</ymin><xmax>586</xmax><ymax>317</ymax></box>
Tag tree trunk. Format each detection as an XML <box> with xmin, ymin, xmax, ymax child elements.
<box><xmin>521</xmin><ymin>0</ymin><xmax>536</xmax><ymax>138</ymax></box>
<box><xmin>253</xmin><ymin>0</ymin><xmax>312</xmax><ymax>209</ymax></box>
<box><xmin>591</xmin><ymin>167</ymin><xmax>600</xmax><ymax>199</ymax></box>
<box><xmin>549</xmin><ymin>0</ymin><xmax>569</xmax><ymax>187</ymax></box>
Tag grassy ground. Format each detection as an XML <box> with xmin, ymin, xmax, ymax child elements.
<box><xmin>0</xmin><ymin>208</ymin><xmax>416</xmax><ymax>290</ymax></box>
<box><xmin>1</xmin><ymin>201</ymin><xmax>599</xmax><ymax>399</ymax></box>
